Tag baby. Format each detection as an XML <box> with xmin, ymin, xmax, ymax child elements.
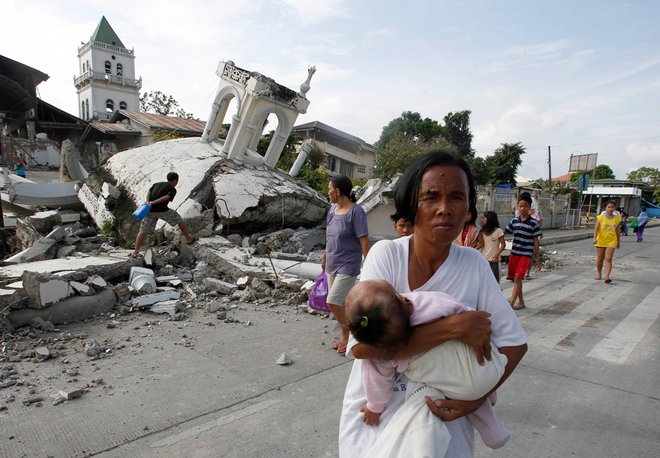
<box><xmin>344</xmin><ymin>279</ymin><xmax>511</xmax><ymax>450</ymax></box>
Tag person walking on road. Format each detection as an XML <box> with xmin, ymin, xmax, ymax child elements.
<box><xmin>478</xmin><ymin>211</ymin><xmax>506</xmax><ymax>283</ymax></box>
<box><xmin>131</xmin><ymin>172</ymin><xmax>195</xmax><ymax>257</ymax></box>
<box><xmin>635</xmin><ymin>207</ymin><xmax>649</xmax><ymax>242</ymax></box>
<box><xmin>593</xmin><ymin>200</ymin><xmax>621</xmax><ymax>283</ymax></box>
<box><xmin>338</xmin><ymin>150</ymin><xmax>527</xmax><ymax>458</ymax></box>
<box><xmin>321</xmin><ymin>175</ymin><xmax>370</xmax><ymax>355</ymax></box>
<box><xmin>505</xmin><ymin>193</ymin><xmax>542</xmax><ymax>309</ymax></box>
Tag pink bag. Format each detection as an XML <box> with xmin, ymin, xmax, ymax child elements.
<box><xmin>308</xmin><ymin>271</ymin><xmax>330</xmax><ymax>313</ymax></box>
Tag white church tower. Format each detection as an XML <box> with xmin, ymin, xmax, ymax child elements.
<box><xmin>74</xmin><ymin>16</ymin><xmax>141</xmax><ymax>121</ymax></box>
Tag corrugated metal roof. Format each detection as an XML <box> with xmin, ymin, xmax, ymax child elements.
<box><xmin>292</xmin><ymin>120</ymin><xmax>373</xmax><ymax>148</ymax></box>
<box><xmin>89</xmin><ymin>121</ymin><xmax>140</xmax><ymax>135</ymax></box>
<box><xmin>115</xmin><ymin>111</ymin><xmax>206</xmax><ymax>134</ymax></box>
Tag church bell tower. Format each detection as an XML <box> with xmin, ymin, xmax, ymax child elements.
<box><xmin>74</xmin><ymin>16</ymin><xmax>141</xmax><ymax>121</ymax></box>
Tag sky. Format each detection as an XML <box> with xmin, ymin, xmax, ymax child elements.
<box><xmin>4</xmin><ymin>0</ymin><xmax>660</xmax><ymax>181</ymax></box>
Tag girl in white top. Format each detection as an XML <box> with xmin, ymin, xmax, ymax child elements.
<box><xmin>478</xmin><ymin>211</ymin><xmax>506</xmax><ymax>283</ymax></box>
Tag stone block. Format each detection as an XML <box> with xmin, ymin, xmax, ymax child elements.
<box><xmin>56</xmin><ymin>245</ymin><xmax>77</xmax><ymax>258</ymax></box>
<box><xmin>39</xmin><ymin>279</ymin><xmax>73</xmax><ymax>307</ymax></box>
<box><xmin>149</xmin><ymin>300</ymin><xmax>184</xmax><ymax>316</ymax></box>
<box><xmin>45</xmin><ymin>226</ymin><xmax>66</xmax><ymax>242</ymax></box>
<box><xmin>58</xmin><ymin>387</ymin><xmax>83</xmax><ymax>400</ymax></box>
<box><xmin>20</xmin><ymin>237</ymin><xmax>57</xmax><ymax>263</ymax></box>
<box><xmin>15</xmin><ymin>218</ymin><xmax>40</xmax><ymax>248</ymax></box>
<box><xmin>204</xmin><ymin>278</ymin><xmax>238</xmax><ymax>295</ymax></box>
<box><xmin>70</xmin><ymin>281</ymin><xmax>93</xmax><ymax>296</ymax></box>
<box><xmin>28</xmin><ymin>210</ymin><xmax>62</xmax><ymax>234</ymax></box>
<box><xmin>87</xmin><ymin>275</ymin><xmax>107</xmax><ymax>289</ymax></box>
<box><xmin>132</xmin><ymin>291</ymin><xmax>181</xmax><ymax>308</ymax></box>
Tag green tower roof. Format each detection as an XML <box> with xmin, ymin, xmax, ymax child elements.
<box><xmin>90</xmin><ymin>16</ymin><xmax>125</xmax><ymax>48</ymax></box>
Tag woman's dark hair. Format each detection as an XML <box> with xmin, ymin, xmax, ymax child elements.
<box><xmin>345</xmin><ymin>284</ymin><xmax>412</xmax><ymax>357</ymax></box>
<box><xmin>394</xmin><ymin>149</ymin><xmax>476</xmax><ymax>224</ymax></box>
<box><xmin>390</xmin><ymin>211</ymin><xmax>406</xmax><ymax>223</ymax></box>
<box><xmin>466</xmin><ymin>204</ymin><xmax>478</xmax><ymax>226</ymax></box>
<box><xmin>482</xmin><ymin>210</ymin><xmax>500</xmax><ymax>234</ymax></box>
<box><xmin>606</xmin><ymin>200</ymin><xmax>617</xmax><ymax>207</ymax></box>
<box><xmin>330</xmin><ymin>175</ymin><xmax>357</xmax><ymax>203</ymax></box>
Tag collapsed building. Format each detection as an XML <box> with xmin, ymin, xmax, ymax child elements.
<box><xmin>1</xmin><ymin>60</ymin><xmax>329</xmax><ymax>336</ymax></box>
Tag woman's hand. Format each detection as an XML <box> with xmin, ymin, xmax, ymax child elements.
<box><xmin>450</xmin><ymin>311</ymin><xmax>492</xmax><ymax>365</ymax></box>
<box><xmin>424</xmin><ymin>396</ymin><xmax>484</xmax><ymax>421</ymax></box>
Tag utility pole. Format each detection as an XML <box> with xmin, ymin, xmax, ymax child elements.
<box><xmin>547</xmin><ymin>146</ymin><xmax>552</xmax><ymax>191</ymax></box>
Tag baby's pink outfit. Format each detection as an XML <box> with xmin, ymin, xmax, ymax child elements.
<box><xmin>362</xmin><ymin>291</ymin><xmax>511</xmax><ymax>449</ymax></box>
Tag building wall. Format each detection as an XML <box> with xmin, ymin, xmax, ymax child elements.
<box><xmin>314</xmin><ymin>140</ymin><xmax>374</xmax><ymax>180</ymax></box>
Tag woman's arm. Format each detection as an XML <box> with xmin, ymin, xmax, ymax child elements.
<box><xmin>494</xmin><ymin>235</ymin><xmax>506</xmax><ymax>261</ymax></box>
<box><xmin>593</xmin><ymin>219</ymin><xmax>601</xmax><ymax>244</ymax></box>
<box><xmin>475</xmin><ymin>232</ymin><xmax>484</xmax><ymax>251</ymax></box>
<box><xmin>352</xmin><ymin>310</ymin><xmax>493</xmax><ymax>364</ymax></box>
<box><xmin>425</xmin><ymin>343</ymin><xmax>528</xmax><ymax>421</ymax></box>
<box><xmin>321</xmin><ymin>249</ymin><xmax>327</xmax><ymax>271</ymax></box>
<box><xmin>358</xmin><ymin>235</ymin><xmax>370</xmax><ymax>259</ymax></box>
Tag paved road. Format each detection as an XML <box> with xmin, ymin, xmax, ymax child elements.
<box><xmin>1</xmin><ymin>228</ymin><xmax>658</xmax><ymax>458</ymax></box>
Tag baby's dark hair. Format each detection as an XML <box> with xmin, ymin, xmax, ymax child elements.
<box><xmin>344</xmin><ymin>280</ymin><xmax>412</xmax><ymax>357</ymax></box>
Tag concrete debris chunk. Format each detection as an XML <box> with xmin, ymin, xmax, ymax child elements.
<box><xmin>149</xmin><ymin>300</ymin><xmax>184</xmax><ymax>316</ymax></box>
<box><xmin>56</xmin><ymin>245</ymin><xmax>77</xmax><ymax>258</ymax></box>
<box><xmin>87</xmin><ymin>275</ymin><xmax>107</xmax><ymax>289</ymax></box>
<box><xmin>70</xmin><ymin>281</ymin><xmax>93</xmax><ymax>296</ymax></box>
<box><xmin>132</xmin><ymin>291</ymin><xmax>181</xmax><ymax>308</ymax></box>
<box><xmin>27</xmin><ymin>210</ymin><xmax>62</xmax><ymax>234</ymax></box>
<box><xmin>51</xmin><ymin>393</ymin><xmax>66</xmax><ymax>406</ymax></box>
<box><xmin>276</xmin><ymin>352</ymin><xmax>292</xmax><ymax>366</ymax></box>
<box><xmin>35</xmin><ymin>346</ymin><xmax>50</xmax><ymax>360</ymax></box>
<box><xmin>84</xmin><ymin>339</ymin><xmax>102</xmax><ymax>357</ymax></box>
<box><xmin>206</xmin><ymin>300</ymin><xmax>226</xmax><ymax>313</ymax></box>
<box><xmin>236</xmin><ymin>276</ymin><xmax>250</xmax><ymax>288</ymax></box>
<box><xmin>58</xmin><ymin>387</ymin><xmax>83</xmax><ymax>400</ymax></box>
<box><xmin>203</xmin><ymin>278</ymin><xmax>238</xmax><ymax>295</ymax></box>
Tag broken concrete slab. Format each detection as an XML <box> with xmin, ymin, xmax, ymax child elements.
<box><xmin>149</xmin><ymin>300</ymin><xmax>184</xmax><ymax>316</ymax></box>
<box><xmin>0</xmin><ymin>254</ymin><xmax>138</xmax><ymax>281</ymax></box>
<box><xmin>27</xmin><ymin>210</ymin><xmax>62</xmax><ymax>234</ymax></box>
<box><xmin>7</xmin><ymin>288</ymin><xmax>117</xmax><ymax>328</ymax></box>
<box><xmin>131</xmin><ymin>291</ymin><xmax>180</xmax><ymax>308</ymax></box>
<box><xmin>203</xmin><ymin>278</ymin><xmax>238</xmax><ymax>295</ymax></box>
<box><xmin>58</xmin><ymin>387</ymin><xmax>83</xmax><ymax>400</ymax></box>
<box><xmin>70</xmin><ymin>281</ymin><xmax>94</xmax><ymax>296</ymax></box>
<box><xmin>101</xmin><ymin>182</ymin><xmax>120</xmax><ymax>200</ymax></box>
<box><xmin>77</xmin><ymin>183</ymin><xmax>116</xmax><ymax>229</ymax></box>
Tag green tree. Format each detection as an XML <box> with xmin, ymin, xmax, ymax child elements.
<box><xmin>257</xmin><ymin>130</ymin><xmax>301</xmax><ymax>171</ymax></box>
<box><xmin>485</xmin><ymin>142</ymin><xmax>526</xmax><ymax>185</ymax></box>
<box><xmin>570</xmin><ymin>164</ymin><xmax>616</xmax><ymax>182</ymax></box>
<box><xmin>627</xmin><ymin>166</ymin><xmax>660</xmax><ymax>185</ymax></box>
<box><xmin>443</xmin><ymin>110</ymin><xmax>474</xmax><ymax>158</ymax></box>
<box><xmin>140</xmin><ymin>90</ymin><xmax>195</xmax><ymax>119</ymax></box>
<box><xmin>466</xmin><ymin>156</ymin><xmax>488</xmax><ymax>186</ymax></box>
<box><xmin>375</xmin><ymin>111</ymin><xmax>444</xmax><ymax>149</ymax></box>
<box><xmin>374</xmin><ymin>131</ymin><xmax>456</xmax><ymax>180</ymax></box>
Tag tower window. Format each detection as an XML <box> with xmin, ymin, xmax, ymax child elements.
<box><xmin>116</xmin><ymin>63</ymin><xmax>123</xmax><ymax>76</ymax></box>
<box><xmin>119</xmin><ymin>101</ymin><xmax>127</xmax><ymax>110</ymax></box>
<box><xmin>105</xmin><ymin>61</ymin><xmax>111</xmax><ymax>74</ymax></box>
<box><xmin>85</xmin><ymin>100</ymin><xmax>90</xmax><ymax>120</ymax></box>
<box><xmin>106</xmin><ymin>99</ymin><xmax>114</xmax><ymax>113</ymax></box>
<box><xmin>81</xmin><ymin>101</ymin><xmax>85</xmax><ymax>119</ymax></box>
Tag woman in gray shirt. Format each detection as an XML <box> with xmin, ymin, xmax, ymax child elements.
<box><xmin>322</xmin><ymin>175</ymin><xmax>370</xmax><ymax>355</ymax></box>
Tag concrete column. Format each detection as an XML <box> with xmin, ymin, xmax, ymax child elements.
<box><xmin>229</xmin><ymin>123</ymin><xmax>255</xmax><ymax>166</ymax></box>
<box><xmin>289</xmin><ymin>142</ymin><xmax>312</xmax><ymax>177</ymax></box>
<box><xmin>264</xmin><ymin>131</ymin><xmax>288</xmax><ymax>168</ymax></box>
<box><xmin>220</xmin><ymin>115</ymin><xmax>241</xmax><ymax>158</ymax></box>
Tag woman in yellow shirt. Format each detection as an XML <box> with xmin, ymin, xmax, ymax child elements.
<box><xmin>593</xmin><ymin>200</ymin><xmax>621</xmax><ymax>283</ymax></box>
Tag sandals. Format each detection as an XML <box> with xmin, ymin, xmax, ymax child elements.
<box><xmin>604</xmin><ymin>279</ymin><xmax>612</xmax><ymax>284</ymax></box>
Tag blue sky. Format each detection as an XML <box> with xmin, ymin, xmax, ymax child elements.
<box><xmin>4</xmin><ymin>0</ymin><xmax>660</xmax><ymax>181</ymax></box>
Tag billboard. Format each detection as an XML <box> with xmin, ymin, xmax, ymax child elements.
<box><xmin>569</xmin><ymin>153</ymin><xmax>598</xmax><ymax>172</ymax></box>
